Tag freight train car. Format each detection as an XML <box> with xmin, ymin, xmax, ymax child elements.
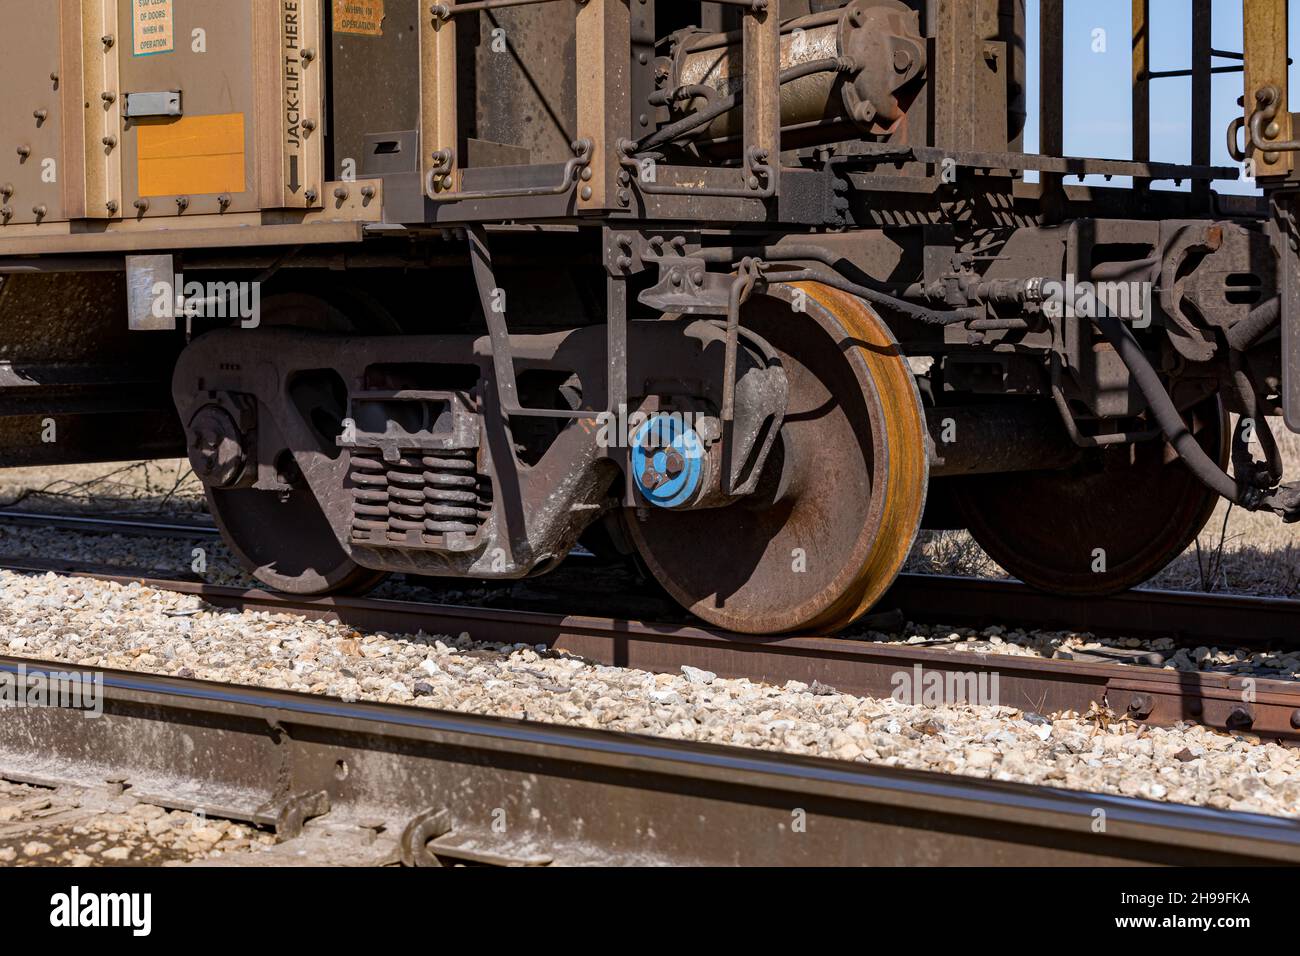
<box><xmin>0</xmin><ymin>0</ymin><xmax>1295</xmax><ymax>634</ymax></box>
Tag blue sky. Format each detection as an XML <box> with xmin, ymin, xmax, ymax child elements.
<box><xmin>1021</xmin><ymin>0</ymin><xmax>1299</xmax><ymax>194</ymax></box>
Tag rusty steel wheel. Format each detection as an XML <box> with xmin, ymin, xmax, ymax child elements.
<box><xmin>949</xmin><ymin>396</ymin><xmax>1230</xmax><ymax>595</ymax></box>
<box><xmin>625</xmin><ymin>281</ymin><xmax>928</xmax><ymax>634</ymax></box>
<box><xmin>205</xmin><ymin>292</ymin><xmax>390</xmax><ymax>596</ymax></box>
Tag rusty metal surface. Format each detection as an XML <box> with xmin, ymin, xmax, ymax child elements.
<box><xmin>624</xmin><ymin>281</ymin><xmax>927</xmax><ymax>634</ymax></box>
<box><xmin>949</xmin><ymin>398</ymin><xmax>1230</xmax><ymax>597</ymax></box>
<box><xmin>1</xmin><ymin>653</ymin><xmax>1298</xmax><ymax>865</ymax></box>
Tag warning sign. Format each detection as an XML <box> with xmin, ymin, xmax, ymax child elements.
<box><xmin>132</xmin><ymin>0</ymin><xmax>174</xmax><ymax>56</ymax></box>
<box><xmin>332</xmin><ymin>0</ymin><xmax>385</xmax><ymax>36</ymax></box>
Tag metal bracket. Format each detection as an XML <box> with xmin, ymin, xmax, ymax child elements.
<box><xmin>399</xmin><ymin>807</ymin><xmax>452</xmax><ymax>867</ymax></box>
<box><xmin>1247</xmin><ymin>85</ymin><xmax>1300</xmax><ymax>164</ymax></box>
<box><xmin>427</xmin><ymin>139</ymin><xmax>593</xmax><ymax>202</ymax></box>
<box><xmin>123</xmin><ymin>91</ymin><xmax>183</xmax><ymax>119</ymax></box>
<box><xmin>273</xmin><ymin>790</ymin><xmax>331</xmax><ymax>840</ymax></box>
<box><xmin>469</xmin><ymin>224</ymin><xmax>627</xmax><ymax>420</ymax></box>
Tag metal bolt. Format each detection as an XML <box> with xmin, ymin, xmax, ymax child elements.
<box><xmin>102</xmin><ymin>34</ymin><xmax>114</xmax><ymax>49</ymax></box>
<box><xmin>0</xmin><ymin>207</ymin><xmax>10</xmax><ymax>221</ymax></box>
<box><xmin>133</xmin><ymin>198</ymin><xmax>149</xmax><ymax>212</ymax></box>
<box><xmin>101</xmin><ymin>91</ymin><xmax>116</xmax><ymax>104</ymax></box>
<box><xmin>175</xmin><ymin>196</ymin><xmax>189</xmax><ymax>211</ymax></box>
<box><xmin>580</xmin><ymin>166</ymin><xmax>593</xmax><ymax>181</ymax></box>
<box><xmin>617</xmin><ymin>188</ymin><xmax>631</xmax><ymax>207</ymax></box>
<box><xmin>105</xmin><ymin>199</ymin><xmax>118</xmax><ymax>214</ymax></box>
<box><xmin>0</xmin><ymin>184</ymin><xmax>12</xmax><ymax>199</ymax></box>
<box><xmin>303</xmin><ymin>118</ymin><xmax>317</xmax><ymax>132</ymax></box>
<box><xmin>360</xmin><ymin>185</ymin><xmax>376</xmax><ymax>200</ymax></box>
<box><xmin>334</xmin><ymin>185</ymin><xmax>350</xmax><ymax>200</ymax></box>
<box><xmin>102</xmin><ymin>135</ymin><xmax>117</xmax><ymax>148</ymax></box>
<box><xmin>580</xmin><ymin>185</ymin><xmax>593</xmax><ymax>201</ymax></box>
<box><xmin>1266</xmin><ymin>121</ymin><xmax>1281</xmax><ymax>139</ymax></box>
<box><xmin>33</xmin><ymin>109</ymin><xmax>47</xmax><ymax>123</ymax></box>
<box><xmin>305</xmin><ymin>189</ymin><xmax>318</xmax><ymax>203</ymax></box>
<box><xmin>893</xmin><ymin>49</ymin><xmax>913</xmax><ymax>73</ymax></box>
<box><xmin>747</xmin><ymin>175</ymin><xmax>760</xmax><ymax>189</ymax></box>
<box><xmin>1290</xmin><ymin>709</ymin><xmax>1300</xmax><ymax>729</ymax></box>
<box><xmin>16</xmin><ymin>145</ymin><xmax>30</xmax><ymax>159</ymax></box>
<box><xmin>31</xmin><ymin>204</ymin><xmax>46</xmax><ymax>219</ymax></box>
<box><xmin>217</xmin><ymin>194</ymin><xmax>231</xmax><ymax>209</ymax></box>
<box><xmin>105</xmin><ymin>775</ymin><xmax>127</xmax><ymax>796</ymax></box>
<box><xmin>301</xmin><ymin>48</ymin><xmax>316</xmax><ymax>63</ymax></box>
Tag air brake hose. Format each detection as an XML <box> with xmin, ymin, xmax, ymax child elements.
<box><xmin>1225</xmin><ymin>296</ymin><xmax>1280</xmax><ymax>351</ymax></box>
<box><xmin>1090</xmin><ymin>314</ymin><xmax>1244</xmax><ymax>505</ymax></box>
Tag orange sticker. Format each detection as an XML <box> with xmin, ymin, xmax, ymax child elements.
<box><xmin>138</xmin><ymin>114</ymin><xmax>246</xmax><ymax>197</ymax></box>
<box><xmin>333</xmin><ymin>0</ymin><xmax>385</xmax><ymax>37</ymax></box>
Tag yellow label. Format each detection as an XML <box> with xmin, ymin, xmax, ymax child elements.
<box><xmin>132</xmin><ymin>0</ymin><xmax>174</xmax><ymax>56</ymax></box>
<box><xmin>332</xmin><ymin>0</ymin><xmax>385</xmax><ymax>36</ymax></box>
<box><xmin>138</xmin><ymin>114</ymin><xmax>246</xmax><ymax>197</ymax></box>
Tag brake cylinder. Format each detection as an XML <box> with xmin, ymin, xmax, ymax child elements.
<box><xmin>660</xmin><ymin>0</ymin><xmax>927</xmax><ymax>148</ymax></box>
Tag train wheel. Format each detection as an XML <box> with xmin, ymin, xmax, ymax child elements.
<box><xmin>202</xmin><ymin>292</ymin><xmax>389</xmax><ymax>596</ymax></box>
<box><xmin>948</xmin><ymin>396</ymin><xmax>1229</xmax><ymax>595</ymax></box>
<box><xmin>625</xmin><ymin>281</ymin><xmax>928</xmax><ymax>634</ymax></box>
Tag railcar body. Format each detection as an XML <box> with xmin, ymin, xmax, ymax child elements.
<box><xmin>0</xmin><ymin>0</ymin><xmax>1296</xmax><ymax>634</ymax></box>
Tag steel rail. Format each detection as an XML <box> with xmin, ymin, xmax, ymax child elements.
<box><xmin>1</xmin><ymin>559</ymin><xmax>1298</xmax><ymax>742</ymax></box>
<box><xmin>0</xmin><ymin>509</ymin><xmax>219</xmax><ymax>539</ymax></box>
<box><xmin>0</xmin><ymin>654</ymin><xmax>1296</xmax><ymax>865</ymax></box>
<box><xmin>5</xmin><ymin>512</ymin><xmax>1296</xmax><ymax>646</ymax></box>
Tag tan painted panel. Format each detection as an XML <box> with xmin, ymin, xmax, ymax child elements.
<box><xmin>117</xmin><ymin>0</ymin><xmax>259</xmax><ymax>217</ymax></box>
<box><xmin>254</xmin><ymin>0</ymin><xmax>326</xmax><ymax>209</ymax></box>
<box><xmin>0</xmin><ymin>1</ymin><xmax>66</xmax><ymax>226</ymax></box>
<box><xmin>1243</xmin><ymin>0</ymin><xmax>1293</xmax><ymax>177</ymax></box>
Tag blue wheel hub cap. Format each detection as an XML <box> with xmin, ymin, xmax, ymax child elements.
<box><xmin>631</xmin><ymin>414</ymin><xmax>705</xmax><ymax>508</ymax></box>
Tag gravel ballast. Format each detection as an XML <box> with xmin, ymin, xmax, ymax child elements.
<box><xmin>1</xmin><ymin>569</ymin><xmax>1298</xmax><ymax>820</ymax></box>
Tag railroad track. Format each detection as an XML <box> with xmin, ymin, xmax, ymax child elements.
<box><xmin>2</xmin><ymin>507</ymin><xmax>1297</xmax><ymax>643</ymax></box>
<box><xmin>0</xmin><ymin>653</ymin><xmax>1297</xmax><ymax>865</ymax></box>
<box><xmin>2</xmin><ymin>522</ymin><xmax>1300</xmax><ymax>864</ymax></box>
<box><xmin>0</xmin><ymin>509</ymin><xmax>219</xmax><ymax>540</ymax></box>
<box><xmin>1</xmin><ymin>556</ymin><xmax>1298</xmax><ymax>743</ymax></box>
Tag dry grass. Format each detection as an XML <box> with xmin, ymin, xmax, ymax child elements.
<box><xmin>0</xmin><ymin>459</ymin><xmax>206</xmax><ymax>517</ymax></box>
